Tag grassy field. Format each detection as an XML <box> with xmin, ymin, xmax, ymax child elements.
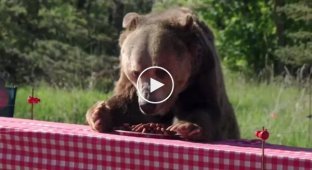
<box><xmin>225</xmin><ymin>73</ymin><xmax>311</xmax><ymax>148</ymax></box>
<box><xmin>12</xmin><ymin>75</ymin><xmax>312</xmax><ymax>148</ymax></box>
<box><xmin>14</xmin><ymin>86</ymin><xmax>111</xmax><ymax>124</ymax></box>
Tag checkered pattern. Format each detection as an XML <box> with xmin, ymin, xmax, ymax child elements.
<box><xmin>0</xmin><ymin>117</ymin><xmax>311</xmax><ymax>170</ymax></box>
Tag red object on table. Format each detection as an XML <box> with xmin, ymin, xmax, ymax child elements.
<box><xmin>255</xmin><ymin>129</ymin><xmax>270</xmax><ymax>141</ymax></box>
<box><xmin>0</xmin><ymin>117</ymin><xmax>311</xmax><ymax>170</ymax></box>
<box><xmin>27</xmin><ymin>96</ymin><xmax>40</xmax><ymax>104</ymax></box>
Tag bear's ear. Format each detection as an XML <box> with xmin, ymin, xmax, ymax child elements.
<box><xmin>177</xmin><ymin>14</ymin><xmax>193</xmax><ymax>29</ymax></box>
<box><xmin>122</xmin><ymin>12</ymin><xmax>140</xmax><ymax>30</ymax></box>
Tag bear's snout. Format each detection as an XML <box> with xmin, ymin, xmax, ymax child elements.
<box><xmin>137</xmin><ymin>84</ymin><xmax>157</xmax><ymax>114</ymax></box>
<box><xmin>138</xmin><ymin>80</ymin><xmax>158</xmax><ymax>101</ymax></box>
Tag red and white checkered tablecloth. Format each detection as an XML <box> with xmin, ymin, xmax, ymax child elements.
<box><xmin>0</xmin><ymin>117</ymin><xmax>311</xmax><ymax>170</ymax></box>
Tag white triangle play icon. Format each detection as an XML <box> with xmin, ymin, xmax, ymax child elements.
<box><xmin>150</xmin><ymin>78</ymin><xmax>164</xmax><ymax>93</ymax></box>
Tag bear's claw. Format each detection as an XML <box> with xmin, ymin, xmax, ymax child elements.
<box><xmin>167</xmin><ymin>121</ymin><xmax>203</xmax><ymax>141</ymax></box>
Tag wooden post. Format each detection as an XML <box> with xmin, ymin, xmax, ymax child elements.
<box><xmin>31</xmin><ymin>87</ymin><xmax>34</xmax><ymax>120</ymax></box>
<box><xmin>309</xmin><ymin>74</ymin><xmax>311</xmax><ymax>145</ymax></box>
<box><xmin>256</xmin><ymin>127</ymin><xmax>269</xmax><ymax>170</ymax></box>
<box><xmin>261</xmin><ymin>126</ymin><xmax>265</xmax><ymax>170</ymax></box>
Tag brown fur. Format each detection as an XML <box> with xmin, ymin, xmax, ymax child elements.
<box><xmin>86</xmin><ymin>8</ymin><xmax>240</xmax><ymax>142</ymax></box>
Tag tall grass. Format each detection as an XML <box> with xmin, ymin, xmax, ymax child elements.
<box><xmin>12</xmin><ymin>75</ymin><xmax>312</xmax><ymax>148</ymax></box>
<box><xmin>225</xmin><ymin>71</ymin><xmax>311</xmax><ymax>148</ymax></box>
<box><xmin>14</xmin><ymin>86</ymin><xmax>111</xmax><ymax>124</ymax></box>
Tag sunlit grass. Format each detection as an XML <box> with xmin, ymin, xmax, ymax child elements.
<box><xmin>14</xmin><ymin>85</ymin><xmax>111</xmax><ymax>124</ymax></box>
<box><xmin>225</xmin><ymin>71</ymin><xmax>311</xmax><ymax>148</ymax></box>
<box><xmin>12</xmin><ymin>75</ymin><xmax>312</xmax><ymax>148</ymax></box>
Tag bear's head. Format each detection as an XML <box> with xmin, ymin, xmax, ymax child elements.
<box><xmin>118</xmin><ymin>8</ymin><xmax>213</xmax><ymax>115</ymax></box>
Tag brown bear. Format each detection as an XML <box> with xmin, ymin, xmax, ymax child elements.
<box><xmin>86</xmin><ymin>8</ymin><xmax>240</xmax><ymax>142</ymax></box>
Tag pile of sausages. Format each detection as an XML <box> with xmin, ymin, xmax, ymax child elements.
<box><xmin>116</xmin><ymin>123</ymin><xmax>176</xmax><ymax>136</ymax></box>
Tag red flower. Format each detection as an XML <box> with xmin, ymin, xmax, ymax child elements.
<box><xmin>255</xmin><ymin>129</ymin><xmax>269</xmax><ymax>141</ymax></box>
<box><xmin>27</xmin><ymin>96</ymin><xmax>41</xmax><ymax>104</ymax></box>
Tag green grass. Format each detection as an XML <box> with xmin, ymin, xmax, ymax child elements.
<box><xmin>14</xmin><ymin>86</ymin><xmax>111</xmax><ymax>124</ymax></box>
<box><xmin>225</xmin><ymin>72</ymin><xmax>312</xmax><ymax>148</ymax></box>
<box><xmin>12</xmin><ymin>76</ymin><xmax>312</xmax><ymax>148</ymax></box>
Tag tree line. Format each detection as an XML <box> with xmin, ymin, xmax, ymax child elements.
<box><xmin>0</xmin><ymin>0</ymin><xmax>311</xmax><ymax>89</ymax></box>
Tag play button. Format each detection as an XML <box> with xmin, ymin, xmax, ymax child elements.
<box><xmin>150</xmin><ymin>78</ymin><xmax>164</xmax><ymax>93</ymax></box>
<box><xmin>136</xmin><ymin>66</ymin><xmax>174</xmax><ymax>104</ymax></box>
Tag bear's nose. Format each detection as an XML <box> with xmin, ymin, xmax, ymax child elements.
<box><xmin>139</xmin><ymin>103</ymin><xmax>156</xmax><ymax>114</ymax></box>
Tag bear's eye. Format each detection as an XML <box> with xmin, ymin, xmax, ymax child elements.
<box><xmin>155</xmin><ymin>69</ymin><xmax>167</xmax><ymax>79</ymax></box>
<box><xmin>132</xmin><ymin>71</ymin><xmax>140</xmax><ymax>79</ymax></box>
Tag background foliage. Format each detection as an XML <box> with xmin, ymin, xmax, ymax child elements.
<box><xmin>275</xmin><ymin>0</ymin><xmax>312</xmax><ymax>67</ymax></box>
<box><xmin>154</xmin><ymin>0</ymin><xmax>311</xmax><ymax>77</ymax></box>
<box><xmin>0</xmin><ymin>0</ymin><xmax>153</xmax><ymax>88</ymax></box>
<box><xmin>1</xmin><ymin>0</ymin><xmax>311</xmax><ymax>87</ymax></box>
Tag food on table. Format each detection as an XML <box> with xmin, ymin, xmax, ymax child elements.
<box><xmin>114</xmin><ymin>123</ymin><xmax>176</xmax><ymax>136</ymax></box>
